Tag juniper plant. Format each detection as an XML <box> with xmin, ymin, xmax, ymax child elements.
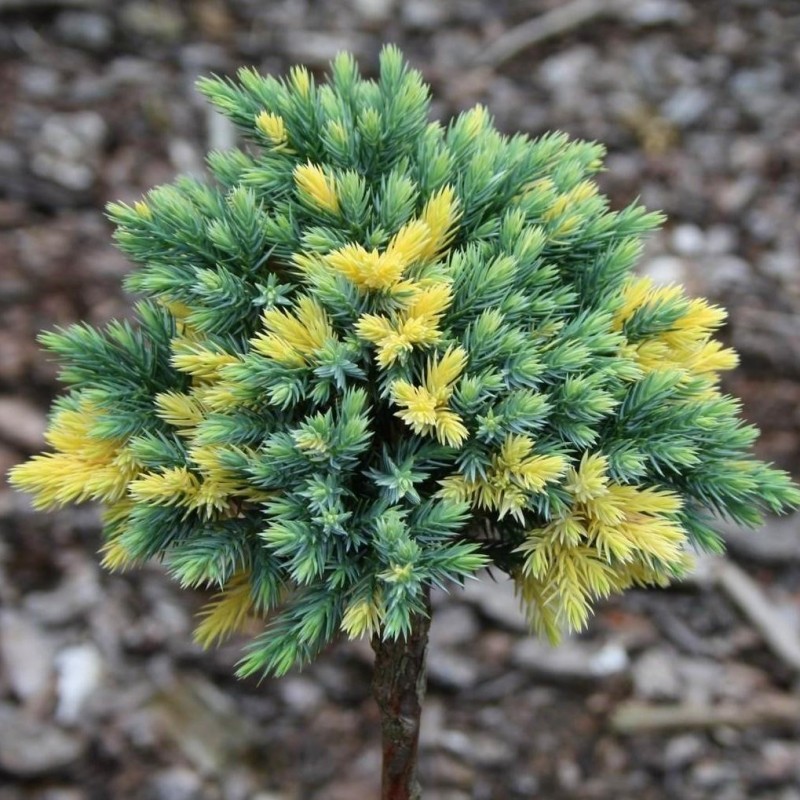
<box><xmin>10</xmin><ymin>46</ymin><xmax>799</xmax><ymax>799</ymax></box>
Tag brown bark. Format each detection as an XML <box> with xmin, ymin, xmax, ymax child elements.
<box><xmin>371</xmin><ymin>590</ymin><xmax>432</xmax><ymax>800</ymax></box>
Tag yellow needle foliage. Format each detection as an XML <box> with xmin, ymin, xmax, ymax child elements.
<box><xmin>250</xmin><ymin>295</ymin><xmax>335</xmax><ymax>366</ymax></box>
<box><xmin>515</xmin><ymin>453</ymin><xmax>691</xmax><ymax>639</ymax></box>
<box><xmin>391</xmin><ymin>347</ymin><xmax>468</xmax><ymax>447</ymax></box>
<box><xmin>255</xmin><ymin>111</ymin><xmax>290</xmax><ymax>151</ymax></box>
<box><xmin>194</xmin><ymin>572</ymin><xmax>256</xmax><ymax>649</ymax></box>
<box><xmin>615</xmin><ymin>276</ymin><xmax>739</xmax><ymax>379</ymax></box>
<box><xmin>10</xmin><ymin>402</ymin><xmax>138</xmax><ymax>508</ymax></box>
<box><xmin>356</xmin><ymin>281</ymin><xmax>454</xmax><ymax>367</ymax></box>
<box><xmin>294</xmin><ymin>162</ymin><xmax>339</xmax><ymax>214</ymax></box>
<box><xmin>439</xmin><ymin>435</ymin><xmax>567</xmax><ymax>522</ymax></box>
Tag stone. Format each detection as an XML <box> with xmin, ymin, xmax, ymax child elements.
<box><xmin>0</xmin><ymin>705</ymin><xmax>86</xmax><ymax>776</ymax></box>
<box><xmin>0</xmin><ymin>610</ymin><xmax>54</xmax><ymax>705</ymax></box>
<box><xmin>713</xmin><ymin>662</ymin><xmax>770</xmax><ymax>703</ymax></box>
<box><xmin>671</xmin><ymin>224</ymin><xmax>706</xmax><ymax>257</ymax></box>
<box><xmin>419</xmin><ymin>697</ymin><xmax>446</xmax><ymax>747</ymax></box>
<box><xmin>108</xmin><ymin>56</ymin><xmax>161</xmax><ymax>86</ymax></box>
<box><xmin>350</xmin><ymin>0</ymin><xmax>394</xmax><ymax>23</ymax></box>
<box><xmin>25</xmin><ymin>556</ymin><xmax>102</xmax><ymax>625</ymax></box>
<box><xmin>438</xmin><ymin>729</ymin><xmax>512</xmax><ymax>768</ymax></box>
<box><xmin>591</xmin><ymin>642</ymin><xmax>629</xmax><ymax>674</ymax></box>
<box><xmin>663</xmin><ymin>733</ymin><xmax>705</xmax><ymax>769</ymax></box>
<box><xmin>150</xmin><ymin>767</ymin><xmax>204</xmax><ymax>800</ymax></box>
<box><xmin>643</xmin><ymin>255</ymin><xmax>688</xmax><ymax>286</ymax></box>
<box><xmin>427</xmin><ymin>651</ymin><xmax>481</xmax><ymax>691</ymax></box>
<box><xmin>460</xmin><ymin>576</ymin><xmax>528</xmax><ymax>633</ymax></box>
<box><xmin>678</xmin><ymin>657</ymin><xmax>722</xmax><ymax>706</ymax></box>
<box><xmin>691</xmin><ymin>759</ymin><xmax>739</xmax><ymax>789</ymax></box>
<box><xmin>190</xmin><ymin>0</ymin><xmax>236</xmax><ymax>40</ymax></box>
<box><xmin>510</xmin><ymin>773</ymin><xmax>540</xmax><ymax>795</ymax></box>
<box><xmin>717</xmin><ymin>176</ymin><xmax>759</xmax><ymax>214</ymax></box>
<box><xmin>37</xmin><ymin>789</ymin><xmax>87</xmax><ymax>800</ymax></box>
<box><xmin>55</xmin><ymin>11</ymin><xmax>114</xmax><ymax>51</ymax></box>
<box><xmin>428</xmin><ymin>603</ymin><xmax>480</xmax><ymax>649</ymax></box>
<box><xmin>631</xmin><ymin>648</ymin><xmax>682</xmax><ymax>701</ymax></box>
<box><xmin>731</xmin><ymin>67</ymin><xmax>784</xmax><ymax>118</ymax></box>
<box><xmin>220</xmin><ymin>766</ymin><xmax>267</xmax><ymax>800</ymax></box>
<box><xmin>205</xmin><ymin>105</ymin><xmax>237</xmax><ymax>152</ymax></box>
<box><xmin>120</xmin><ymin>1</ymin><xmax>186</xmax><ymax>40</ymax></box>
<box><xmin>758</xmin><ymin>740</ymin><xmax>800</xmax><ymax>783</ymax></box>
<box><xmin>556</xmin><ymin>757</ymin><xmax>583</xmax><ymax>791</ymax></box>
<box><xmin>513</xmin><ymin>638</ymin><xmax>629</xmax><ymax>683</ymax></box>
<box><xmin>54</xmin><ymin>643</ymin><xmax>104</xmax><ymax>725</ymax></box>
<box><xmin>424</xmin><ymin>753</ymin><xmax>475</xmax><ymax>789</ymax></box>
<box><xmin>705</xmin><ymin>255</ymin><xmax>750</xmax><ymax>292</ymax></box>
<box><xmin>0</xmin><ymin>269</ymin><xmax>29</xmax><ymax>304</ymax></box>
<box><xmin>282</xmin><ymin>31</ymin><xmax>369</xmax><ymax>66</ymax></box>
<box><xmin>760</xmin><ymin>251</ymin><xmax>799</xmax><ymax>282</ymax></box>
<box><xmin>0</xmin><ymin>397</ymin><xmax>46</xmax><ymax>451</ymax></box>
<box><xmin>715</xmin><ymin>23</ymin><xmax>748</xmax><ymax>56</ymax></box>
<box><xmin>662</xmin><ymin>87</ymin><xmax>712</xmax><ymax>127</ymax></box>
<box><xmin>324</xmin><ymin>779</ymin><xmax>382</xmax><ymax>800</ymax></box>
<box><xmin>0</xmin><ymin>488</ymin><xmax>19</xmax><ymax>522</ymax></box>
<box><xmin>313</xmin><ymin>661</ymin><xmax>371</xmax><ymax>704</ymax></box>
<box><xmin>146</xmin><ymin>674</ymin><xmax>257</xmax><ymax>774</ymax></box>
<box><xmin>468</xmin><ymin>733</ymin><xmax>513</xmax><ymax>768</ymax></box>
<box><xmin>31</xmin><ymin>112</ymin><xmax>107</xmax><ymax>192</ymax></box>
<box><xmin>705</xmin><ymin>225</ymin><xmax>737</xmax><ymax>255</ymax></box>
<box><xmin>168</xmin><ymin>138</ymin><xmax>205</xmax><ymax>177</ymax></box>
<box><xmin>0</xmin><ymin>446</ymin><xmax>19</xmax><ymax>493</ymax></box>
<box><xmin>179</xmin><ymin>43</ymin><xmax>230</xmax><ymax>73</ymax></box>
<box><xmin>539</xmin><ymin>47</ymin><xmax>596</xmax><ymax>92</ymax></box>
<box><xmin>251</xmin><ymin>794</ymin><xmax>290</xmax><ymax>800</ymax></box>
<box><xmin>627</xmin><ymin>0</ymin><xmax>694</xmax><ymax>26</ymax></box>
<box><xmin>434</xmin><ymin>793</ymin><xmax>471</xmax><ymax>800</ymax></box>
<box><xmin>18</xmin><ymin>67</ymin><xmax>61</xmax><ymax>100</ymax></box>
<box><xmin>729</xmin><ymin>137</ymin><xmax>768</xmax><ymax>172</ymax></box>
<box><xmin>278</xmin><ymin>676</ymin><xmax>325</xmax><ymax>714</ymax></box>
<box><xmin>402</xmin><ymin>0</ymin><xmax>449</xmax><ymax>29</ymax></box>
<box><xmin>602</xmin><ymin>607</ymin><xmax>661</xmax><ymax>650</ymax></box>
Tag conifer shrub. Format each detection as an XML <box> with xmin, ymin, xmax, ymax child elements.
<box><xmin>11</xmin><ymin>47</ymin><xmax>799</xmax><ymax>694</ymax></box>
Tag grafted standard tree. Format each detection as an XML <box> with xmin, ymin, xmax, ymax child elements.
<box><xmin>11</xmin><ymin>47</ymin><xmax>799</xmax><ymax>799</ymax></box>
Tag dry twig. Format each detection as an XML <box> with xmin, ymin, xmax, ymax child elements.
<box><xmin>711</xmin><ymin>559</ymin><xmax>800</xmax><ymax>673</ymax></box>
<box><xmin>612</xmin><ymin>695</ymin><xmax>800</xmax><ymax>733</ymax></box>
<box><xmin>479</xmin><ymin>0</ymin><xmax>634</xmax><ymax>67</ymax></box>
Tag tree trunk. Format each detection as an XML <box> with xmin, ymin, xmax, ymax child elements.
<box><xmin>371</xmin><ymin>590</ymin><xmax>432</xmax><ymax>800</ymax></box>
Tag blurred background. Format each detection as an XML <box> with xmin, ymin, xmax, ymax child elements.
<box><xmin>1</xmin><ymin>1</ymin><xmax>800</xmax><ymax>798</ymax></box>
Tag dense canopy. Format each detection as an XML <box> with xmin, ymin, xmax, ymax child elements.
<box><xmin>12</xmin><ymin>47</ymin><xmax>799</xmax><ymax>677</ymax></box>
